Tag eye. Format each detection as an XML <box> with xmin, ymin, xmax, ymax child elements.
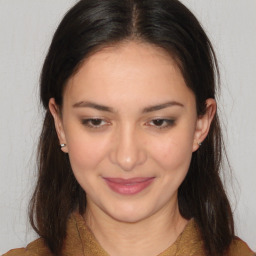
<box><xmin>81</xmin><ymin>118</ymin><xmax>110</xmax><ymax>129</ymax></box>
<box><xmin>146</xmin><ymin>118</ymin><xmax>175</xmax><ymax>129</ymax></box>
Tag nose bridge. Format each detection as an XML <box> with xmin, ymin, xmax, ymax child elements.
<box><xmin>110</xmin><ymin>123</ymin><xmax>147</xmax><ymax>171</ymax></box>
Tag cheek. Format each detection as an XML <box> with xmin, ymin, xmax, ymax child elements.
<box><xmin>150</xmin><ymin>128</ymin><xmax>195</xmax><ymax>171</ymax></box>
<box><xmin>65</xmin><ymin>129</ymin><xmax>110</xmax><ymax>174</ymax></box>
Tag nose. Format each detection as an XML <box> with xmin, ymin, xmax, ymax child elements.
<box><xmin>109</xmin><ymin>125</ymin><xmax>147</xmax><ymax>172</ymax></box>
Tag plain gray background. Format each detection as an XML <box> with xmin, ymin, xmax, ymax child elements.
<box><xmin>0</xmin><ymin>0</ymin><xmax>255</xmax><ymax>254</ymax></box>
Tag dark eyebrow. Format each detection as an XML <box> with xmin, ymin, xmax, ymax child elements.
<box><xmin>72</xmin><ymin>100</ymin><xmax>184</xmax><ymax>113</ymax></box>
<box><xmin>142</xmin><ymin>101</ymin><xmax>184</xmax><ymax>113</ymax></box>
<box><xmin>73</xmin><ymin>101</ymin><xmax>114</xmax><ymax>112</ymax></box>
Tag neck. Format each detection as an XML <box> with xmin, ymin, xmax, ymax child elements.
<box><xmin>84</xmin><ymin>199</ymin><xmax>188</xmax><ymax>256</ymax></box>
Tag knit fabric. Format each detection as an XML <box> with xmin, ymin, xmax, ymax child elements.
<box><xmin>4</xmin><ymin>212</ymin><xmax>255</xmax><ymax>256</ymax></box>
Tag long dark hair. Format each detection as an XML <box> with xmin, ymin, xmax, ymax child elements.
<box><xmin>30</xmin><ymin>0</ymin><xmax>234</xmax><ymax>255</ymax></box>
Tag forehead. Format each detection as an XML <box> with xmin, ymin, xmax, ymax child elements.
<box><xmin>64</xmin><ymin>41</ymin><xmax>195</xmax><ymax>108</ymax></box>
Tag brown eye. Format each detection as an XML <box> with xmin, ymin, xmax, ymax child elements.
<box><xmin>90</xmin><ymin>119</ymin><xmax>103</xmax><ymax>126</ymax></box>
<box><xmin>81</xmin><ymin>118</ymin><xmax>109</xmax><ymax>129</ymax></box>
<box><xmin>152</xmin><ymin>119</ymin><xmax>165</xmax><ymax>126</ymax></box>
<box><xmin>147</xmin><ymin>119</ymin><xmax>175</xmax><ymax>129</ymax></box>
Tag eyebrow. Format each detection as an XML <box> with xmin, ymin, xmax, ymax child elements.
<box><xmin>142</xmin><ymin>101</ymin><xmax>184</xmax><ymax>113</ymax></box>
<box><xmin>73</xmin><ymin>101</ymin><xmax>114</xmax><ymax>112</ymax></box>
<box><xmin>72</xmin><ymin>101</ymin><xmax>184</xmax><ymax>113</ymax></box>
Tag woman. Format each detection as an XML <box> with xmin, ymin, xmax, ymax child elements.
<box><xmin>4</xmin><ymin>0</ymin><xmax>255</xmax><ymax>255</ymax></box>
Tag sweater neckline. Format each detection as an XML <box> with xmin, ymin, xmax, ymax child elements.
<box><xmin>70</xmin><ymin>212</ymin><xmax>200</xmax><ymax>256</ymax></box>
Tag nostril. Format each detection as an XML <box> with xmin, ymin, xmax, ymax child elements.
<box><xmin>109</xmin><ymin>145</ymin><xmax>147</xmax><ymax>172</ymax></box>
<box><xmin>108</xmin><ymin>127</ymin><xmax>147</xmax><ymax>171</ymax></box>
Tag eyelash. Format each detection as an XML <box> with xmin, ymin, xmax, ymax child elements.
<box><xmin>81</xmin><ymin>118</ymin><xmax>175</xmax><ymax>130</ymax></box>
<box><xmin>81</xmin><ymin>118</ymin><xmax>110</xmax><ymax>129</ymax></box>
<box><xmin>146</xmin><ymin>119</ymin><xmax>175</xmax><ymax>129</ymax></box>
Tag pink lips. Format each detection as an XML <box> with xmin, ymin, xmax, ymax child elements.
<box><xmin>103</xmin><ymin>177</ymin><xmax>155</xmax><ymax>195</ymax></box>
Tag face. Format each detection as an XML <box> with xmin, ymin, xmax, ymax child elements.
<box><xmin>50</xmin><ymin>41</ymin><xmax>215</xmax><ymax>223</ymax></box>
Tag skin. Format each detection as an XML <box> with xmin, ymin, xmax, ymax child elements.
<box><xmin>49</xmin><ymin>41</ymin><xmax>216</xmax><ymax>256</ymax></box>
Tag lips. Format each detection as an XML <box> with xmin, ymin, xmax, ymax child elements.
<box><xmin>103</xmin><ymin>177</ymin><xmax>155</xmax><ymax>195</ymax></box>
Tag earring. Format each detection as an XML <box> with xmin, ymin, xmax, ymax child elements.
<box><xmin>60</xmin><ymin>143</ymin><xmax>66</xmax><ymax>148</ymax></box>
<box><xmin>198</xmin><ymin>142</ymin><xmax>202</xmax><ymax>146</ymax></box>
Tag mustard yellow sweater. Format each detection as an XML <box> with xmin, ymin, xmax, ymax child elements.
<box><xmin>4</xmin><ymin>212</ymin><xmax>255</xmax><ymax>256</ymax></box>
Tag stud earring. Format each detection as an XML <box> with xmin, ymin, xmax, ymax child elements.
<box><xmin>60</xmin><ymin>143</ymin><xmax>66</xmax><ymax>148</ymax></box>
<box><xmin>198</xmin><ymin>142</ymin><xmax>202</xmax><ymax>146</ymax></box>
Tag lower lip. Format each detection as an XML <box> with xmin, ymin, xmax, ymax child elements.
<box><xmin>104</xmin><ymin>178</ymin><xmax>155</xmax><ymax>195</ymax></box>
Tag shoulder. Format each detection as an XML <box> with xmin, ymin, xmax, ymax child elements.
<box><xmin>3</xmin><ymin>212</ymin><xmax>81</xmax><ymax>256</ymax></box>
<box><xmin>228</xmin><ymin>237</ymin><xmax>255</xmax><ymax>256</ymax></box>
<box><xmin>3</xmin><ymin>238</ymin><xmax>54</xmax><ymax>256</ymax></box>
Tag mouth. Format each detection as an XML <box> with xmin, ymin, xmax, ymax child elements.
<box><xmin>103</xmin><ymin>177</ymin><xmax>155</xmax><ymax>195</ymax></box>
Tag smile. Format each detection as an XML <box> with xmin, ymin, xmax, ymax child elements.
<box><xmin>103</xmin><ymin>177</ymin><xmax>155</xmax><ymax>195</ymax></box>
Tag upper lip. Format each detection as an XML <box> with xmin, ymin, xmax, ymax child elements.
<box><xmin>103</xmin><ymin>177</ymin><xmax>155</xmax><ymax>184</ymax></box>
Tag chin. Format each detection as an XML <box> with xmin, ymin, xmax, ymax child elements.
<box><xmin>111</xmin><ymin>212</ymin><xmax>148</xmax><ymax>224</ymax></box>
<box><xmin>105</xmin><ymin>203</ymin><xmax>154</xmax><ymax>224</ymax></box>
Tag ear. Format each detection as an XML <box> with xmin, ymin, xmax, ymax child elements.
<box><xmin>192</xmin><ymin>98</ymin><xmax>216</xmax><ymax>152</ymax></box>
<box><xmin>49</xmin><ymin>98</ymin><xmax>68</xmax><ymax>153</ymax></box>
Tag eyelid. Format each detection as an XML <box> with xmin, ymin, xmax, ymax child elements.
<box><xmin>81</xmin><ymin>118</ymin><xmax>111</xmax><ymax>129</ymax></box>
<box><xmin>80</xmin><ymin>117</ymin><xmax>176</xmax><ymax>130</ymax></box>
<box><xmin>145</xmin><ymin>118</ymin><xmax>176</xmax><ymax>129</ymax></box>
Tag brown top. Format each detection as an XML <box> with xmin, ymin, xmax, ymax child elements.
<box><xmin>4</xmin><ymin>212</ymin><xmax>255</xmax><ymax>256</ymax></box>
